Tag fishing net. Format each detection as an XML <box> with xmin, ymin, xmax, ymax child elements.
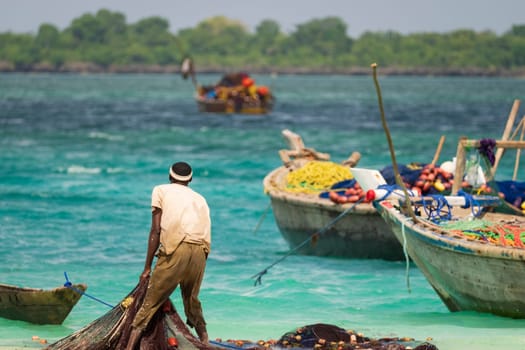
<box><xmin>380</xmin><ymin>163</ymin><xmax>425</xmax><ymax>187</ymax></box>
<box><xmin>440</xmin><ymin>218</ymin><xmax>525</xmax><ymax>247</ymax></box>
<box><xmin>44</xmin><ymin>280</ymin><xmax>440</xmax><ymax>350</ymax></box>
<box><xmin>44</xmin><ymin>277</ymin><xmax>214</xmax><ymax>350</ymax></box>
<box><xmin>494</xmin><ymin>180</ymin><xmax>525</xmax><ymax>209</ymax></box>
<box><xmin>285</xmin><ymin>161</ymin><xmax>353</xmax><ymax>193</ymax></box>
<box><xmin>274</xmin><ymin>323</ymin><xmax>438</xmax><ymax>350</ymax></box>
<box><xmin>277</xmin><ymin>323</ymin><xmax>352</xmax><ymax>348</ymax></box>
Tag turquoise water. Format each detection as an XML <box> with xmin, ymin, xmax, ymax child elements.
<box><xmin>1</xmin><ymin>73</ymin><xmax>525</xmax><ymax>349</ymax></box>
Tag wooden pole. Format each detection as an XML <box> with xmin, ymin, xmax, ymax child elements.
<box><xmin>464</xmin><ymin>140</ymin><xmax>525</xmax><ymax>149</ymax></box>
<box><xmin>371</xmin><ymin>63</ymin><xmax>418</xmax><ymax>222</ymax></box>
<box><xmin>452</xmin><ymin>137</ymin><xmax>468</xmax><ymax>195</ymax></box>
<box><xmin>513</xmin><ymin>117</ymin><xmax>525</xmax><ymax>180</ymax></box>
<box><xmin>509</xmin><ymin>117</ymin><xmax>525</xmax><ymax>140</ymax></box>
<box><xmin>492</xmin><ymin>99</ymin><xmax>520</xmax><ymax>177</ymax></box>
<box><xmin>431</xmin><ymin>135</ymin><xmax>446</xmax><ymax>166</ymax></box>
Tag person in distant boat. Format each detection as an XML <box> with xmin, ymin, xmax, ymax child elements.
<box><xmin>126</xmin><ymin>162</ymin><xmax>212</xmax><ymax>348</ymax></box>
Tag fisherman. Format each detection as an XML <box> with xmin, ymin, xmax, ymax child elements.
<box><xmin>126</xmin><ymin>161</ymin><xmax>211</xmax><ymax>348</ymax></box>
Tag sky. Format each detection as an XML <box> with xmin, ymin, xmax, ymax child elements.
<box><xmin>1</xmin><ymin>0</ymin><xmax>524</xmax><ymax>38</ymax></box>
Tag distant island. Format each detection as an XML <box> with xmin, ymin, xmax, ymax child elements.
<box><xmin>1</xmin><ymin>9</ymin><xmax>524</xmax><ymax>77</ymax></box>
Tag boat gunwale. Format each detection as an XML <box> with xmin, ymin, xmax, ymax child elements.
<box><xmin>0</xmin><ymin>283</ymin><xmax>87</xmax><ymax>293</ymax></box>
<box><xmin>376</xmin><ymin>199</ymin><xmax>525</xmax><ymax>261</ymax></box>
<box><xmin>263</xmin><ymin>166</ymin><xmax>377</xmax><ymax>214</ymax></box>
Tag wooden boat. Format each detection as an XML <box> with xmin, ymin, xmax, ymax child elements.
<box><xmin>195</xmin><ymin>72</ymin><xmax>274</xmax><ymax>114</ymax></box>
<box><xmin>363</xmin><ymin>138</ymin><xmax>525</xmax><ymax>318</ymax></box>
<box><xmin>263</xmin><ymin>130</ymin><xmax>404</xmax><ymax>260</ymax></box>
<box><xmin>0</xmin><ymin>283</ymin><xmax>86</xmax><ymax>324</ymax></box>
<box><xmin>374</xmin><ymin>196</ymin><xmax>525</xmax><ymax>318</ymax></box>
<box><xmin>196</xmin><ymin>93</ymin><xmax>274</xmax><ymax>114</ymax></box>
<box><xmin>180</xmin><ymin>59</ymin><xmax>275</xmax><ymax>115</ymax></box>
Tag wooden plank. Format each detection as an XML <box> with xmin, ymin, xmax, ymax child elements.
<box><xmin>462</xmin><ymin>139</ymin><xmax>525</xmax><ymax>149</ymax></box>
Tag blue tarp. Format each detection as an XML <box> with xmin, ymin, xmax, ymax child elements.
<box><xmin>495</xmin><ymin>180</ymin><xmax>525</xmax><ymax>207</ymax></box>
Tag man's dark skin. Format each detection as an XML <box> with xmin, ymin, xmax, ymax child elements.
<box><xmin>126</xmin><ymin>177</ymin><xmax>209</xmax><ymax>350</ymax></box>
<box><xmin>139</xmin><ymin>206</ymin><xmax>161</xmax><ymax>282</ymax></box>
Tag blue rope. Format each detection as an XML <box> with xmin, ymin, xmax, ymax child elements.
<box><xmin>209</xmin><ymin>340</ymin><xmax>245</xmax><ymax>350</ymax></box>
<box><xmin>376</xmin><ymin>184</ymin><xmax>400</xmax><ymax>200</ymax></box>
<box><xmin>63</xmin><ymin>271</ymin><xmax>114</xmax><ymax>308</ymax></box>
<box><xmin>376</xmin><ymin>184</ymin><xmax>420</xmax><ymax>201</ymax></box>
<box><xmin>457</xmin><ymin>190</ymin><xmax>483</xmax><ymax>217</ymax></box>
<box><xmin>422</xmin><ymin>195</ymin><xmax>452</xmax><ymax>222</ymax></box>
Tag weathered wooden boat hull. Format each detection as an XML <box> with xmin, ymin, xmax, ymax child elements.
<box><xmin>0</xmin><ymin>283</ymin><xmax>86</xmax><ymax>324</ymax></box>
<box><xmin>264</xmin><ymin>167</ymin><xmax>404</xmax><ymax>260</ymax></box>
<box><xmin>196</xmin><ymin>97</ymin><xmax>273</xmax><ymax>114</ymax></box>
<box><xmin>375</xmin><ymin>200</ymin><xmax>525</xmax><ymax>318</ymax></box>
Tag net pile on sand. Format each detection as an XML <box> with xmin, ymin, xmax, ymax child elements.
<box><xmin>44</xmin><ymin>278</ymin><xmax>438</xmax><ymax>350</ymax></box>
<box><xmin>44</xmin><ymin>277</ymin><xmax>214</xmax><ymax>350</ymax></box>
<box><xmin>218</xmin><ymin>323</ymin><xmax>438</xmax><ymax>350</ymax></box>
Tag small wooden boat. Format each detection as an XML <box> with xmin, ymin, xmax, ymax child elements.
<box><xmin>263</xmin><ymin>130</ymin><xmax>403</xmax><ymax>260</ymax></box>
<box><xmin>195</xmin><ymin>72</ymin><xmax>275</xmax><ymax>114</ymax></box>
<box><xmin>196</xmin><ymin>93</ymin><xmax>274</xmax><ymax>114</ymax></box>
<box><xmin>180</xmin><ymin>58</ymin><xmax>275</xmax><ymax>115</ymax></box>
<box><xmin>0</xmin><ymin>283</ymin><xmax>86</xmax><ymax>324</ymax></box>
<box><xmin>361</xmin><ymin>138</ymin><xmax>525</xmax><ymax>318</ymax></box>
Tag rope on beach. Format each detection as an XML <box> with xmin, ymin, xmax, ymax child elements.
<box><xmin>209</xmin><ymin>340</ymin><xmax>245</xmax><ymax>350</ymax></box>
<box><xmin>63</xmin><ymin>271</ymin><xmax>115</xmax><ymax>308</ymax></box>
<box><xmin>251</xmin><ymin>198</ymin><xmax>364</xmax><ymax>286</ymax></box>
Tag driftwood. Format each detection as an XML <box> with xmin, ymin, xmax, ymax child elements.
<box><xmin>279</xmin><ymin>129</ymin><xmax>330</xmax><ymax>167</ymax></box>
<box><xmin>279</xmin><ymin>129</ymin><xmax>361</xmax><ymax>168</ymax></box>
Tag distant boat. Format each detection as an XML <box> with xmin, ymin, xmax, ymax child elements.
<box><xmin>0</xmin><ymin>283</ymin><xmax>86</xmax><ymax>324</ymax></box>
<box><xmin>195</xmin><ymin>72</ymin><xmax>275</xmax><ymax>114</ymax></box>
<box><xmin>180</xmin><ymin>58</ymin><xmax>275</xmax><ymax>114</ymax></box>
<box><xmin>195</xmin><ymin>92</ymin><xmax>274</xmax><ymax>114</ymax></box>
<box><xmin>263</xmin><ymin>129</ymin><xmax>404</xmax><ymax>260</ymax></box>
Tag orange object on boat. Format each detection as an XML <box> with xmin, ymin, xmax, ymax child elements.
<box><xmin>242</xmin><ymin>77</ymin><xmax>254</xmax><ymax>87</ymax></box>
<box><xmin>257</xmin><ymin>86</ymin><xmax>270</xmax><ymax>96</ymax></box>
<box><xmin>167</xmin><ymin>337</ymin><xmax>178</xmax><ymax>347</ymax></box>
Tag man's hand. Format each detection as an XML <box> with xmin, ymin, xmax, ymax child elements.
<box><xmin>140</xmin><ymin>267</ymin><xmax>151</xmax><ymax>281</ymax></box>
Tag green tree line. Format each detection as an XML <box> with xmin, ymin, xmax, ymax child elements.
<box><xmin>1</xmin><ymin>9</ymin><xmax>524</xmax><ymax>74</ymax></box>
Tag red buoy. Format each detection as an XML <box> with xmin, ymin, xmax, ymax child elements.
<box><xmin>168</xmin><ymin>337</ymin><xmax>178</xmax><ymax>347</ymax></box>
<box><xmin>242</xmin><ymin>77</ymin><xmax>254</xmax><ymax>87</ymax></box>
<box><xmin>366</xmin><ymin>189</ymin><xmax>376</xmax><ymax>202</ymax></box>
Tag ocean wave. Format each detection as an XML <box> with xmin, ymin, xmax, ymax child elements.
<box><xmin>65</xmin><ymin>165</ymin><xmax>102</xmax><ymax>174</ymax></box>
<box><xmin>88</xmin><ymin>131</ymin><xmax>124</xmax><ymax>141</ymax></box>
